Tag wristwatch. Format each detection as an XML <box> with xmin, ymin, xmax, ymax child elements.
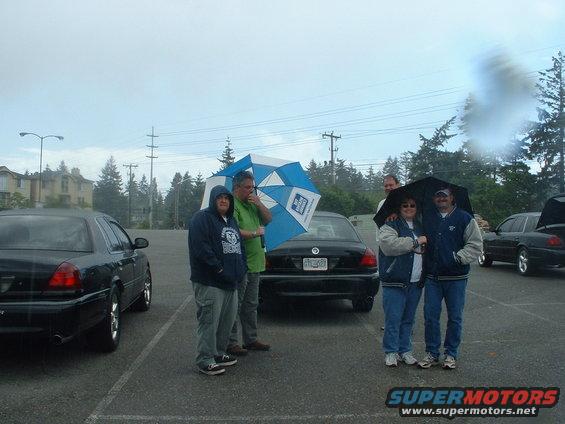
<box><xmin>252</xmin><ymin>230</ymin><xmax>257</xmax><ymax>238</ymax></box>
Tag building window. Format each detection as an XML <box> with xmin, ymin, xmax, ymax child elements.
<box><xmin>17</xmin><ymin>178</ymin><xmax>24</xmax><ymax>189</ymax></box>
<box><xmin>78</xmin><ymin>181</ymin><xmax>83</xmax><ymax>191</ymax></box>
<box><xmin>0</xmin><ymin>174</ymin><xmax>7</xmax><ymax>191</ymax></box>
<box><xmin>0</xmin><ymin>192</ymin><xmax>10</xmax><ymax>207</ymax></box>
<box><xmin>61</xmin><ymin>177</ymin><xmax>69</xmax><ymax>193</ymax></box>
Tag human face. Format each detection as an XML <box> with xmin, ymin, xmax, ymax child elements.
<box><xmin>400</xmin><ymin>200</ymin><xmax>417</xmax><ymax>220</ymax></box>
<box><xmin>383</xmin><ymin>177</ymin><xmax>399</xmax><ymax>195</ymax></box>
<box><xmin>215</xmin><ymin>194</ymin><xmax>230</xmax><ymax>216</ymax></box>
<box><xmin>234</xmin><ymin>178</ymin><xmax>255</xmax><ymax>202</ymax></box>
<box><xmin>433</xmin><ymin>192</ymin><xmax>454</xmax><ymax>212</ymax></box>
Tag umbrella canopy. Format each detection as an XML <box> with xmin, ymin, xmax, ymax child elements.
<box><xmin>373</xmin><ymin>176</ymin><xmax>473</xmax><ymax>227</ymax></box>
<box><xmin>202</xmin><ymin>154</ymin><xmax>321</xmax><ymax>251</ymax></box>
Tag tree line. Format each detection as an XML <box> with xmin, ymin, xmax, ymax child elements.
<box><xmin>32</xmin><ymin>52</ymin><xmax>565</xmax><ymax>229</ymax></box>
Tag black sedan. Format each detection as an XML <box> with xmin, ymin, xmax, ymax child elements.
<box><xmin>0</xmin><ymin>209</ymin><xmax>151</xmax><ymax>351</ymax></box>
<box><xmin>479</xmin><ymin>193</ymin><xmax>565</xmax><ymax>275</ymax></box>
<box><xmin>261</xmin><ymin>211</ymin><xmax>379</xmax><ymax>312</ymax></box>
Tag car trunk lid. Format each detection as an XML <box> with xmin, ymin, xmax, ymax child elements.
<box><xmin>537</xmin><ymin>194</ymin><xmax>565</xmax><ymax>229</ymax></box>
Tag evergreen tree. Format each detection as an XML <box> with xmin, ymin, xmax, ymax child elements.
<box><xmin>218</xmin><ymin>137</ymin><xmax>236</xmax><ymax>170</ymax></box>
<box><xmin>528</xmin><ymin>51</ymin><xmax>565</xmax><ymax>193</ymax></box>
<box><xmin>93</xmin><ymin>157</ymin><xmax>127</xmax><ymax>223</ymax></box>
<box><xmin>382</xmin><ymin>156</ymin><xmax>401</xmax><ymax>180</ymax></box>
<box><xmin>57</xmin><ymin>161</ymin><xmax>69</xmax><ymax>173</ymax></box>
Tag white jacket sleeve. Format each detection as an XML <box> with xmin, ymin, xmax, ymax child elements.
<box><xmin>379</xmin><ymin>224</ymin><xmax>415</xmax><ymax>257</ymax></box>
<box><xmin>456</xmin><ymin>219</ymin><xmax>483</xmax><ymax>265</ymax></box>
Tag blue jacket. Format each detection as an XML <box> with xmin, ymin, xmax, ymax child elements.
<box><xmin>378</xmin><ymin>218</ymin><xmax>425</xmax><ymax>287</ymax></box>
<box><xmin>188</xmin><ymin>185</ymin><xmax>247</xmax><ymax>290</ymax></box>
<box><xmin>423</xmin><ymin>206</ymin><xmax>474</xmax><ymax>280</ymax></box>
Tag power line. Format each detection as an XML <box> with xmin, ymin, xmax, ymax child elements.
<box><xmin>146</xmin><ymin>127</ymin><xmax>159</xmax><ymax>229</ymax></box>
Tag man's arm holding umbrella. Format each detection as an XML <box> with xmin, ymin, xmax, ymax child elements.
<box><xmin>455</xmin><ymin>218</ymin><xmax>483</xmax><ymax>265</ymax></box>
<box><xmin>239</xmin><ymin>194</ymin><xmax>272</xmax><ymax>239</ymax></box>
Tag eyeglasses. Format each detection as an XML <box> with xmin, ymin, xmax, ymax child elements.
<box><xmin>401</xmin><ymin>203</ymin><xmax>417</xmax><ymax>208</ymax></box>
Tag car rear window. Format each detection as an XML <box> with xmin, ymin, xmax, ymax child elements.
<box><xmin>294</xmin><ymin>216</ymin><xmax>361</xmax><ymax>241</ymax></box>
<box><xmin>0</xmin><ymin>215</ymin><xmax>91</xmax><ymax>251</ymax></box>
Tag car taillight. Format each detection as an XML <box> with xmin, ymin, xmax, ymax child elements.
<box><xmin>359</xmin><ymin>248</ymin><xmax>377</xmax><ymax>267</ymax></box>
<box><xmin>48</xmin><ymin>262</ymin><xmax>82</xmax><ymax>290</ymax></box>
<box><xmin>547</xmin><ymin>236</ymin><xmax>563</xmax><ymax>247</ymax></box>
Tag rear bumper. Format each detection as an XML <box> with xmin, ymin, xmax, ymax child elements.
<box><xmin>0</xmin><ymin>293</ymin><xmax>106</xmax><ymax>340</ymax></box>
<box><xmin>529</xmin><ymin>247</ymin><xmax>565</xmax><ymax>267</ymax></box>
<box><xmin>260</xmin><ymin>273</ymin><xmax>380</xmax><ymax>299</ymax></box>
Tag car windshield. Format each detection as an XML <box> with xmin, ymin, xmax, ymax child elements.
<box><xmin>293</xmin><ymin>216</ymin><xmax>360</xmax><ymax>242</ymax></box>
<box><xmin>0</xmin><ymin>215</ymin><xmax>91</xmax><ymax>252</ymax></box>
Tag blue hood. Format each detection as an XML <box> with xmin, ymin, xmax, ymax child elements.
<box><xmin>208</xmin><ymin>185</ymin><xmax>235</xmax><ymax>217</ymax></box>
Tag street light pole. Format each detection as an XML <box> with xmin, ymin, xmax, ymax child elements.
<box><xmin>19</xmin><ymin>132</ymin><xmax>64</xmax><ymax>205</ymax></box>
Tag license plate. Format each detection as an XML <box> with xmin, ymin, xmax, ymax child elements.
<box><xmin>303</xmin><ymin>257</ymin><xmax>328</xmax><ymax>271</ymax></box>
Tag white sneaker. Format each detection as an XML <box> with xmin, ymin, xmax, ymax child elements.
<box><xmin>443</xmin><ymin>355</ymin><xmax>457</xmax><ymax>370</ymax></box>
<box><xmin>418</xmin><ymin>352</ymin><xmax>439</xmax><ymax>369</ymax></box>
<box><xmin>400</xmin><ymin>351</ymin><xmax>418</xmax><ymax>365</ymax></box>
<box><xmin>385</xmin><ymin>352</ymin><xmax>400</xmax><ymax>367</ymax></box>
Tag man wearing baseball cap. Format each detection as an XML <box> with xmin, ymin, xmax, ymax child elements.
<box><xmin>418</xmin><ymin>185</ymin><xmax>482</xmax><ymax>370</ymax></box>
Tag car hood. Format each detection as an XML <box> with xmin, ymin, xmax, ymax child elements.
<box><xmin>537</xmin><ymin>194</ymin><xmax>565</xmax><ymax>228</ymax></box>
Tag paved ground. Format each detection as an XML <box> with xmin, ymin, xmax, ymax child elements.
<box><xmin>1</xmin><ymin>229</ymin><xmax>564</xmax><ymax>423</ymax></box>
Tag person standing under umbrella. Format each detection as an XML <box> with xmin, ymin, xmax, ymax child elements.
<box><xmin>418</xmin><ymin>186</ymin><xmax>482</xmax><ymax>370</ymax></box>
<box><xmin>188</xmin><ymin>185</ymin><xmax>246</xmax><ymax>375</ymax></box>
<box><xmin>379</xmin><ymin>194</ymin><xmax>426</xmax><ymax>367</ymax></box>
<box><xmin>228</xmin><ymin>171</ymin><xmax>272</xmax><ymax>356</ymax></box>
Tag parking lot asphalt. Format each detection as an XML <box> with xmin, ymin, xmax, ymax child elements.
<box><xmin>1</xmin><ymin>229</ymin><xmax>564</xmax><ymax>423</ymax></box>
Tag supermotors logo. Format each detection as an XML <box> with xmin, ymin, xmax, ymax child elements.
<box><xmin>386</xmin><ymin>387</ymin><xmax>559</xmax><ymax>419</ymax></box>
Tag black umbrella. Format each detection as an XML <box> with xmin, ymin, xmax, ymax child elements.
<box><xmin>373</xmin><ymin>176</ymin><xmax>474</xmax><ymax>227</ymax></box>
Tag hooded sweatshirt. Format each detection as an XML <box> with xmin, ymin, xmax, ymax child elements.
<box><xmin>188</xmin><ymin>185</ymin><xmax>246</xmax><ymax>290</ymax></box>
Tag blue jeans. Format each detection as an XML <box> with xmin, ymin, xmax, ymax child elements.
<box><xmin>382</xmin><ymin>284</ymin><xmax>422</xmax><ymax>354</ymax></box>
<box><xmin>423</xmin><ymin>277</ymin><xmax>467</xmax><ymax>359</ymax></box>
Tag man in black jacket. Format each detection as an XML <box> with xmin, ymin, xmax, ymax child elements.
<box><xmin>188</xmin><ymin>185</ymin><xmax>247</xmax><ymax>375</ymax></box>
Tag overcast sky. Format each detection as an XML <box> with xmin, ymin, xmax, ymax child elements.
<box><xmin>2</xmin><ymin>0</ymin><xmax>564</xmax><ymax>192</ymax></box>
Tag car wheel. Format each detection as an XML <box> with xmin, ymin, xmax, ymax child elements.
<box><xmin>89</xmin><ymin>285</ymin><xmax>121</xmax><ymax>352</ymax></box>
<box><xmin>352</xmin><ymin>296</ymin><xmax>374</xmax><ymax>313</ymax></box>
<box><xmin>132</xmin><ymin>271</ymin><xmax>152</xmax><ymax>312</ymax></box>
<box><xmin>478</xmin><ymin>252</ymin><xmax>493</xmax><ymax>267</ymax></box>
<box><xmin>517</xmin><ymin>247</ymin><xmax>534</xmax><ymax>276</ymax></box>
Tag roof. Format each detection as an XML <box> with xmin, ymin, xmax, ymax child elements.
<box><xmin>0</xmin><ymin>208</ymin><xmax>110</xmax><ymax>219</ymax></box>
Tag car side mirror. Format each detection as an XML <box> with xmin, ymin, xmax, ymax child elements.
<box><xmin>134</xmin><ymin>237</ymin><xmax>149</xmax><ymax>249</ymax></box>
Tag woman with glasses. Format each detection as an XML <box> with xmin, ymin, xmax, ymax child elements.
<box><xmin>378</xmin><ymin>195</ymin><xmax>427</xmax><ymax>367</ymax></box>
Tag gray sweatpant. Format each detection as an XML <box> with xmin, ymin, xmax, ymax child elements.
<box><xmin>229</xmin><ymin>272</ymin><xmax>260</xmax><ymax>346</ymax></box>
<box><xmin>192</xmin><ymin>282</ymin><xmax>237</xmax><ymax>368</ymax></box>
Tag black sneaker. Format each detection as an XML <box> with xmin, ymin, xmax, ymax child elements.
<box><xmin>198</xmin><ymin>363</ymin><xmax>225</xmax><ymax>376</ymax></box>
<box><xmin>214</xmin><ymin>354</ymin><xmax>237</xmax><ymax>366</ymax></box>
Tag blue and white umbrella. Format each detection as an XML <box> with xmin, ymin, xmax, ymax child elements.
<box><xmin>202</xmin><ymin>154</ymin><xmax>321</xmax><ymax>251</ymax></box>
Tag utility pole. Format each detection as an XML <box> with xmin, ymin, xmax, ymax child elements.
<box><xmin>146</xmin><ymin>126</ymin><xmax>159</xmax><ymax>229</ymax></box>
<box><xmin>123</xmin><ymin>163</ymin><xmax>138</xmax><ymax>228</ymax></box>
<box><xmin>322</xmin><ymin>131</ymin><xmax>341</xmax><ymax>185</ymax></box>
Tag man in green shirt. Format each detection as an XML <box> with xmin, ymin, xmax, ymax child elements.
<box><xmin>227</xmin><ymin>170</ymin><xmax>272</xmax><ymax>356</ymax></box>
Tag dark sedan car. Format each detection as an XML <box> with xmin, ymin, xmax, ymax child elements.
<box><xmin>479</xmin><ymin>194</ymin><xmax>565</xmax><ymax>275</ymax></box>
<box><xmin>261</xmin><ymin>211</ymin><xmax>379</xmax><ymax>312</ymax></box>
<box><xmin>0</xmin><ymin>209</ymin><xmax>151</xmax><ymax>351</ymax></box>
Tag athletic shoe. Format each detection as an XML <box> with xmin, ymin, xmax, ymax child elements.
<box><xmin>198</xmin><ymin>363</ymin><xmax>225</xmax><ymax>376</ymax></box>
<box><xmin>214</xmin><ymin>354</ymin><xmax>237</xmax><ymax>367</ymax></box>
<box><xmin>418</xmin><ymin>352</ymin><xmax>439</xmax><ymax>369</ymax></box>
<box><xmin>400</xmin><ymin>351</ymin><xmax>418</xmax><ymax>365</ymax></box>
<box><xmin>443</xmin><ymin>355</ymin><xmax>457</xmax><ymax>370</ymax></box>
<box><xmin>385</xmin><ymin>352</ymin><xmax>400</xmax><ymax>367</ymax></box>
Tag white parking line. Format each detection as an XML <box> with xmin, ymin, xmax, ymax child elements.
<box><xmin>85</xmin><ymin>295</ymin><xmax>194</xmax><ymax>424</ymax></box>
<box><xmin>93</xmin><ymin>412</ymin><xmax>397</xmax><ymax>421</ymax></box>
<box><xmin>466</xmin><ymin>289</ymin><xmax>553</xmax><ymax>323</ymax></box>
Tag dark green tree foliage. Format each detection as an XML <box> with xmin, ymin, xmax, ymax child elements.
<box><xmin>407</xmin><ymin>117</ymin><xmax>458</xmax><ymax>181</ymax></box>
<box><xmin>93</xmin><ymin>157</ymin><xmax>127</xmax><ymax>223</ymax></box>
<box><xmin>382</xmin><ymin>156</ymin><xmax>401</xmax><ymax>180</ymax></box>
<box><xmin>218</xmin><ymin>137</ymin><xmax>236</xmax><ymax>171</ymax></box>
<box><xmin>528</xmin><ymin>51</ymin><xmax>564</xmax><ymax>193</ymax></box>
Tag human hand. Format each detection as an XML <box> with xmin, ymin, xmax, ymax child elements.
<box><xmin>386</xmin><ymin>213</ymin><xmax>397</xmax><ymax>222</ymax></box>
<box><xmin>247</xmin><ymin>194</ymin><xmax>260</xmax><ymax>205</ymax></box>
<box><xmin>256</xmin><ymin>226</ymin><xmax>265</xmax><ymax>236</ymax></box>
<box><xmin>417</xmin><ymin>236</ymin><xmax>427</xmax><ymax>245</ymax></box>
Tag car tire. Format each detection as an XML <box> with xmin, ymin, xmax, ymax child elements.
<box><xmin>131</xmin><ymin>271</ymin><xmax>152</xmax><ymax>312</ymax></box>
<box><xmin>89</xmin><ymin>285</ymin><xmax>121</xmax><ymax>352</ymax></box>
<box><xmin>517</xmin><ymin>247</ymin><xmax>534</xmax><ymax>276</ymax></box>
<box><xmin>478</xmin><ymin>252</ymin><xmax>493</xmax><ymax>267</ymax></box>
<box><xmin>352</xmin><ymin>296</ymin><xmax>374</xmax><ymax>313</ymax></box>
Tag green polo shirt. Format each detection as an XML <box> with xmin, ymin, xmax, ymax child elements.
<box><xmin>233</xmin><ymin>196</ymin><xmax>265</xmax><ymax>273</ymax></box>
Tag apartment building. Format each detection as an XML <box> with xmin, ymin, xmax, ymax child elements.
<box><xmin>0</xmin><ymin>165</ymin><xmax>93</xmax><ymax>209</ymax></box>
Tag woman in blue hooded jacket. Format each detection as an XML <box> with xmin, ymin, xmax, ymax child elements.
<box><xmin>378</xmin><ymin>194</ymin><xmax>427</xmax><ymax>367</ymax></box>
